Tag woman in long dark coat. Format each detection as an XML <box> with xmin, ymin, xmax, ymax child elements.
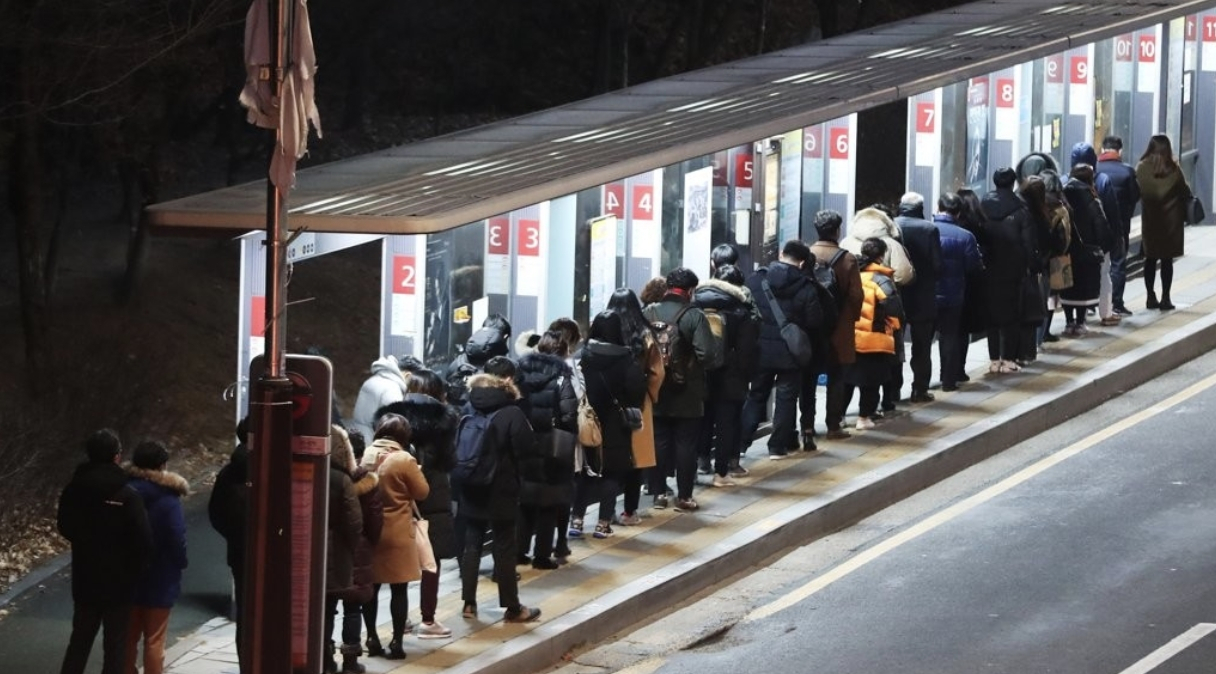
<box><xmin>980</xmin><ymin>168</ymin><xmax>1036</xmax><ymax>371</ymax></box>
<box><xmin>1136</xmin><ymin>134</ymin><xmax>1192</xmax><ymax>311</ymax></box>
<box><xmin>1061</xmin><ymin>164</ymin><xmax>1113</xmax><ymax>336</ymax></box>
<box><xmin>515</xmin><ymin>331</ymin><xmax>579</xmax><ymax>568</ymax></box>
<box><xmin>573</xmin><ymin>311</ymin><xmax>647</xmax><ymax>538</ymax></box>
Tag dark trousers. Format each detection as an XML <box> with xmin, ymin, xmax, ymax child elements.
<box><xmin>518</xmin><ymin>504</ymin><xmax>559</xmax><ymax>561</ymax></box>
<box><xmin>324</xmin><ymin>596</ymin><xmax>363</xmax><ymax>656</ymax></box>
<box><xmin>987</xmin><ymin>323</ymin><xmax>1020</xmax><ymax>361</ymax></box>
<box><xmin>60</xmin><ymin>602</ymin><xmax>130</xmax><ymax>674</ymax></box>
<box><xmin>572</xmin><ymin>473</ymin><xmax>617</xmax><ymax>522</ymax></box>
<box><xmin>844</xmin><ymin>385</ymin><xmax>880</xmax><ymax>418</ymax></box>
<box><xmin>699</xmin><ymin>397</ymin><xmax>744</xmax><ymax>476</ymax></box>
<box><xmin>620</xmin><ymin>469</ymin><xmax>642</xmax><ymax>516</ymax></box>
<box><xmin>937</xmin><ymin>306</ymin><xmax>964</xmax><ymax>388</ymax></box>
<box><xmin>460</xmin><ymin>517</ymin><xmax>519</xmax><ymax>609</ymax></box>
<box><xmin>1110</xmin><ymin>245</ymin><xmax>1128</xmax><ymax>307</ymax></box>
<box><xmin>364</xmin><ymin>582</ymin><xmax>409</xmax><ymax>638</ymax></box>
<box><xmin>743</xmin><ymin>368</ymin><xmax>801</xmax><ymax>453</ymax></box>
<box><xmin>231</xmin><ymin>567</ymin><xmax>246</xmax><ymax>671</ymax></box>
<box><xmin>882</xmin><ymin>332</ymin><xmax>904</xmax><ymax>409</ymax></box>
<box><xmin>799</xmin><ymin>360</ymin><xmax>846</xmax><ymax>433</ymax></box>
<box><xmin>653</xmin><ymin>417</ymin><xmax>702</xmax><ymax>500</ymax></box>
<box><xmin>906</xmin><ymin>319</ymin><xmax>936</xmax><ymax>394</ymax></box>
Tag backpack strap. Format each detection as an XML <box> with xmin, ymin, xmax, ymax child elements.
<box><xmin>760</xmin><ymin>279</ymin><xmax>790</xmax><ymax>328</ymax></box>
<box><xmin>828</xmin><ymin>248</ymin><xmax>847</xmax><ymax>267</ymax></box>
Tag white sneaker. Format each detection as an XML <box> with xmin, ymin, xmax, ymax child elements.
<box><xmin>417</xmin><ymin>620</ymin><xmax>452</xmax><ymax>639</ymax></box>
<box><xmin>989</xmin><ymin>360</ymin><xmax>1002</xmax><ymax>374</ymax></box>
<box><xmin>855</xmin><ymin>417</ymin><xmax>876</xmax><ymax>431</ymax></box>
<box><xmin>712</xmin><ymin>474</ymin><xmax>737</xmax><ymax>488</ymax></box>
<box><xmin>998</xmin><ymin>359</ymin><xmax>1021</xmax><ymax>373</ymax></box>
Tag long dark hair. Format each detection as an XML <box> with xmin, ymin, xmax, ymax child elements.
<box><xmin>1020</xmin><ymin>175</ymin><xmax>1051</xmax><ymax>224</ymax></box>
<box><xmin>605</xmin><ymin>288</ymin><xmax>650</xmax><ymax>356</ymax></box>
<box><xmin>1140</xmin><ymin>134</ymin><xmax>1178</xmax><ymax>178</ymax></box>
<box><xmin>956</xmin><ymin>188</ymin><xmax>987</xmax><ymax>233</ymax></box>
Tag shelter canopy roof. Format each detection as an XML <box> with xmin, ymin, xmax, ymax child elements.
<box><xmin>148</xmin><ymin>0</ymin><xmax>1206</xmax><ymax>235</ymax></box>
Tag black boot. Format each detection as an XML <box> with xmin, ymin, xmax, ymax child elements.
<box><xmin>341</xmin><ymin>654</ymin><xmax>366</xmax><ymax>673</ymax></box>
<box><xmin>385</xmin><ymin>637</ymin><xmax>406</xmax><ymax>660</ymax></box>
<box><xmin>324</xmin><ymin>643</ymin><xmax>338</xmax><ymax>673</ymax></box>
<box><xmin>364</xmin><ymin>635</ymin><xmax>384</xmax><ymax>658</ymax></box>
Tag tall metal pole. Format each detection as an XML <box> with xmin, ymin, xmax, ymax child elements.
<box><xmin>243</xmin><ymin>0</ymin><xmax>296</xmax><ymax>672</ymax></box>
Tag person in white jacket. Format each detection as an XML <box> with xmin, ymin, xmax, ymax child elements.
<box><xmin>840</xmin><ymin>206</ymin><xmax>916</xmax><ymax>286</ymax></box>
<box><xmin>349</xmin><ymin>355</ymin><xmax>411</xmax><ymax>444</ymax></box>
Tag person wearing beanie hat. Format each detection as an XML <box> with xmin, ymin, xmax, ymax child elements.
<box><xmin>123</xmin><ymin>441</ymin><xmax>190</xmax><ymax>674</ymax></box>
<box><xmin>58</xmin><ymin>430</ymin><xmax>153</xmax><ymax>674</ymax></box>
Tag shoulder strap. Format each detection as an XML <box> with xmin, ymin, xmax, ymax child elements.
<box><xmin>673</xmin><ymin>303</ymin><xmax>692</xmax><ymax>326</ymax></box>
<box><xmin>828</xmin><ymin>249</ymin><xmax>847</xmax><ymax>267</ymax></box>
<box><xmin>760</xmin><ymin>279</ymin><xmax>789</xmax><ymax>328</ymax></box>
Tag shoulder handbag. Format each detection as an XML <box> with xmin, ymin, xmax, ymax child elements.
<box><xmin>1186</xmin><ymin>195</ymin><xmax>1206</xmax><ymax>224</ymax></box>
<box><xmin>577</xmin><ymin>393</ymin><xmax>602</xmax><ymax>447</ymax></box>
<box><xmin>1048</xmin><ymin>254</ymin><xmax>1073</xmax><ymax>290</ymax></box>
<box><xmin>597</xmin><ymin>372</ymin><xmax>642</xmax><ymax>432</ymax></box>
<box><xmin>412</xmin><ymin>502</ymin><xmax>437</xmax><ymax>573</ymax></box>
<box><xmin>761</xmin><ymin>279</ymin><xmax>814</xmax><ymax>367</ymax></box>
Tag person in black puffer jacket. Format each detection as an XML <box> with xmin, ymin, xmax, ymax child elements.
<box><xmin>375</xmin><ymin>368</ymin><xmax>459</xmax><ymax>640</ymax></box>
<box><xmin>693</xmin><ymin>264</ymin><xmax>759</xmax><ymax>483</ymax></box>
<box><xmin>515</xmin><ymin>331</ymin><xmax>579</xmax><ymax>569</ymax></box>
<box><xmin>981</xmin><ymin>167</ymin><xmax>1038</xmax><ymax>371</ymax></box>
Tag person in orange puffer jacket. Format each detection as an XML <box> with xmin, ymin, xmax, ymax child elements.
<box><xmin>845</xmin><ymin>238</ymin><xmax>905</xmax><ymax>431</ymax></box>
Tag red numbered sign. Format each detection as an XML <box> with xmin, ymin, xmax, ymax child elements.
<box><xmin>604</xmin><ymin>183</ymin><xmax>625</xmax><ymax>218</ymax></box>
<box><xmin>1204</xmin><ymin>17</ymin><xmax>1216</xmax><ymax>43</ymax></box>
<box><xmin>1070</xmin><ymin>56</ymin><xmax>1089</xmax><ymax>85</ymax></box>
<box><xmin>1115</xmin><ymin>34</ymin><xmax>1133</xmax><ymax>62</ymax></box>
<box><xmin>829</xmin><ymin>127</ymin><xmax>850</xmax><ymax>160</ymax></box>
<box><xmin>734</xmin><ymin>153</ymin><xmax>754</xmax><ymax>187</ymax></box>
<box><xmin>632</xmin><ymin>186</ymin><xmax>654</xmax><ymax>220</ymax></box>
<box><xmin>712</xmin><ymin>153</ymin><xmax>728</xmax><ymax>186</ymax></box>
<box><xmin>392</xmin><ymin>255</ymin><xmax>416</xmax><ymax>294</ymax></box>
<box><xmin>1187</xmin><ymin>16</ymin><xmax>1197</xmax><ymax>42</ymax></box>
<box><xmin>996</xmin><ymin>79</ymin><xmax>1015</xmax><ymax>108</ymax></box>
<box><xmin>517</xmin><ymin>220</ymin><xmax>540</xmax><ymax>256</ymax></box>
<box><xmin>803</xmin><ymin>126</ymin><xmax>823</xmax><ymax>158</ymax></box>
<box><xmin>487</xmin><ymin>217</ymin><xmax>509</xmax><ymax>255</ymax></box>
<box><xmin>1138</xmin><ymin>34</ymin><xmax>1157</xmax><ymax>63</ymax></box>
<box><xmin>251</xmin><ymin>295</ymin><xmax>266</xmax><ymax>337</ymax></box>
<box><xmin>916</xmin><ymin>102</ymin><xmax>936</xmax><ymax>133</ymax></box>
<box><xmin>1046</xmin><ymin>54</ymin><xmax>1063</xmax><ymax>83</ymax></box>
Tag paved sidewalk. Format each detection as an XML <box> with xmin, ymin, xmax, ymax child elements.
<box><xmin>166</xmin><ymin>228</ymin><xmax>1216</xmax><ymax>674</ymax></box>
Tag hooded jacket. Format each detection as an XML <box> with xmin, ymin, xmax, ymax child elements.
<box><xmin>376</xmin><ymin>393</ymin><xmax>458</xmax><ymax>559</ymax></box>
<box><xmin>58</xmin><ymin>461</ymin><xmax>153</xmax><ymax>605</ymax></box>
<box><xmin>579</xmin><ymin>340</ymin><xmax>647</xmax><ymax>476</ymax></box>
<box><xmin>516</xmin><ymin>352</ymin><xmax>578</xmax><ymax>505</ymax></box>
<box><xmin>693</xmin><ymin>279</ymin><xmax>760</xmax><ymax>399</ymax></box>
<box><xmin>325</xmin><ymin>463</ymin><xmax>362</xmax><ymax>596</ymax></box>
<box><xmin>350</xmin><ymin>355</ymin><xmax>409</xmax><ymax>443</ymax></box>
<box><xmin>841</xmin><ymin>208</ymin><xmax>916</xmax><ymax>286</ymax></box>
<box><xmin>208</xmin><ymin>443</ymin><xmax>247</xmax><ymax>570</ymax></box>
<box><xmin>126</xmin><ymin>465</ymin><xmax>189</xmax><ymax>608</ymax></box>
<box><xmin>893</xmin><ymin>202</ymin><xmax>943</xmax><ymax>323</ymax></box>
<box><xmin>457</xmin><ymin>374</ymin><xmax>538</xmax><ymax>520</ymax></box>
<box><xmin>931</xmin><ymin>213</ymin><xmax>984</xmax><ymax>309</ymax></box>
<box><xmin>1061</xmin><ymin>177</ymin><xmax>1114</xmax><ymax>304</ymax></box>
<box><xmin>338</xmin><ymin>466</ymin><xmax>382</xmax><ymax>603</ymax></box>
<box><xmin>745</xmin><ymin>260</ymin><xmax>824</xmax><ymax>371</ymax></box>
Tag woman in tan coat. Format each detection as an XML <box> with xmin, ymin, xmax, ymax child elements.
<box><xmin>1135</xmin><ymin>134</ymin><xmax>1192</xmax><ymax>311</ymax></box>
<box><xmin>362</xmin><ymin>414</ymin><xmax>429</xmax><ymax>660</ymax></box>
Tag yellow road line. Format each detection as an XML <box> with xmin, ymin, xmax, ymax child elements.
<box><xmin>744</xmin><ymin>370</ymin><xmax>1216</xmax><ymax>623</ymax></box>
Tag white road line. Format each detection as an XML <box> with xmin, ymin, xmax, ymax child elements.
<box><xmin>744</xmin><ymin>371</ymin><xmax>1216</xmax><ymax>623</ymax></box>
<box><xmin>1117</xmin><ymin>623</ymin><xmax>1216</xmax><ymax>674</ymax></box>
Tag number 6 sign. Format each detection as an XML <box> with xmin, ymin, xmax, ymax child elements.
<box><xmin>829</xmin><ymin>127</ymin><xmax>850</xmax><ymax>160</ymax></box>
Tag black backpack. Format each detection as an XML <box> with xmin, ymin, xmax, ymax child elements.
<box><xmin>646</xmin><ymin>304</ymin><xmax>693</xmax><ymax>389</ymax></box>
<box><xmin>451</xmin><ymin>409</ymin><xmax>500</xmax><ymax>487</ymax></box>
<box><xmin>810</xmin><ymin>249</ymin><xmax>846</xmax><ymax>331</ymax></box>
<box><xmin>465</xmin><ymin>326</ymin><xmax>508</xmax><ymax>366</ymax></box>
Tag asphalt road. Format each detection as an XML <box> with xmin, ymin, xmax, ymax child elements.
<box><xmin>601</xmin><ymin>350</ymin><xmax>1216</xmax><ymax>674</ymax></box>
<box><xmin>0</xmin><ymin>491</ymin><xmax>231</xmax><ymax>674</ymax></box>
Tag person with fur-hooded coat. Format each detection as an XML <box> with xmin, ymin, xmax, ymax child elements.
<box><xmin>124</xmin><ymin>440</ymin><xmax>189</xmax><ymax>674</ymax></box>
<box><xmin>514</xmin><ymin>336</ymin><xmax>578</xmax><ymax>567</ymax></box>
<box><xmin>323</xmin><ymin>425</ymin><xmax>367</xmax><ymax>673</ymax></box>
<box><xmin>458</xmin><ymin>373</ymin><xmax>542</xmax><ymax>623</ymax></box>
<box><xmin>841</xmin><ymin>207</ymin><xmax>916</xmax><ymax>286</ymax></box>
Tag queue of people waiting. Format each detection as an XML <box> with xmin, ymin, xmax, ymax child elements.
<box><xmin>184</xmin><ymin>135</ymin><xmax>1192</xmax><ymax>673</ymax></box>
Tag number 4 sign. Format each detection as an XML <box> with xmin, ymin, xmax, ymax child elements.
<box><xmin>632</xmin><ymin>186</ymin><xmax>654</xmax><ymax>220</ymax></box>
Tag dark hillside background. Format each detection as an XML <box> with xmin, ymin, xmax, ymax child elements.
<box><xmin>0</xmin><ymin>0</ymin><xmax>965</xmax><ymax>589</ymax></box>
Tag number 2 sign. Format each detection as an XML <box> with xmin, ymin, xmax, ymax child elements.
<box><xmin>392</xmin><ymin>255</ymin><xmax>416</xmax><ymax>295</ymax></box>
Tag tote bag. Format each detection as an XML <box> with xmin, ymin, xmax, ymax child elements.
<box><xmin>1048</xmin><ymin>254</ymin><xmax>1073</xmax><ymax>291</ymax></box>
